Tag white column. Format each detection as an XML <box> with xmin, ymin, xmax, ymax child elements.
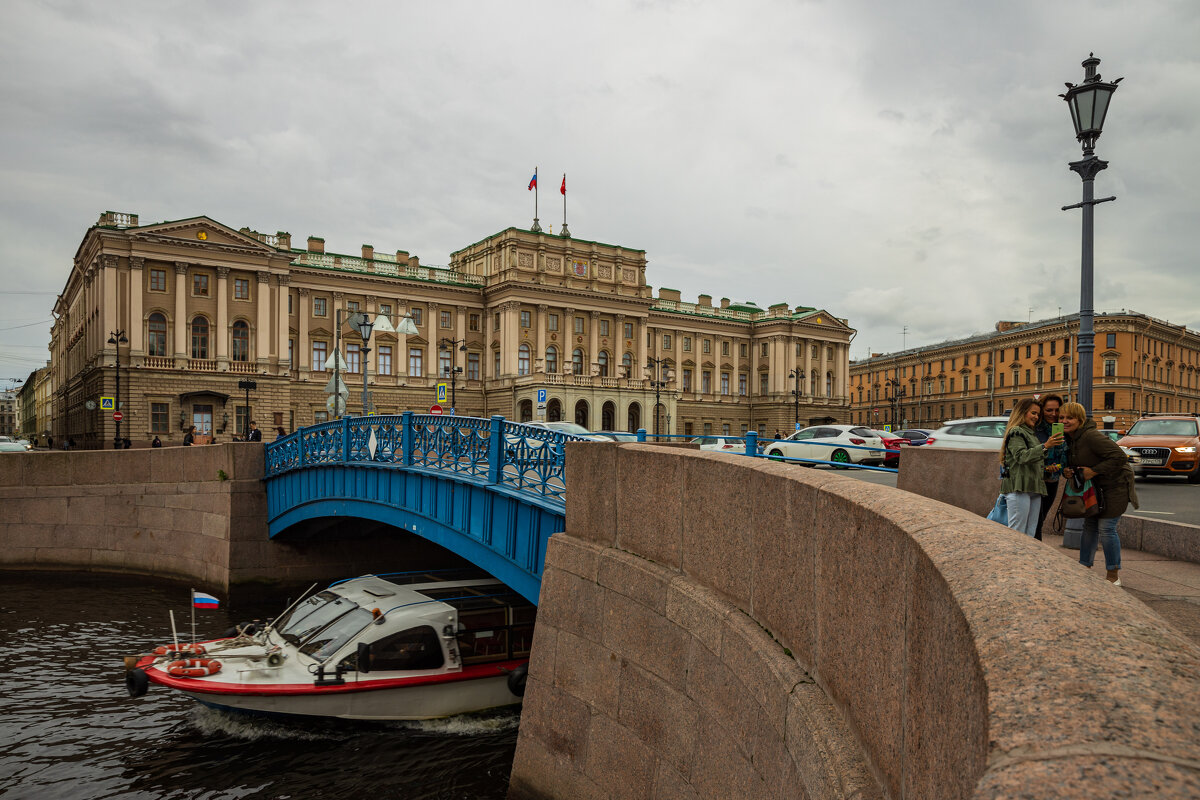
<box><xmin>536</xmin><ymin>304</ymin><xmax>548</xmax><ymax>372</ymax></box>
<box><xmin>102</xmin><ymin>255</ymin><xmax>118</xmax><ymax>347</ymax></box>
<box><xmin>174</xmin><ymin>262</ymin><xmax>188</xmax><ymax>358</ymax></box>
<box><xmin>256</xmin><ymin>272</ymin><xmax>271</xmax><ymax>363</ymax></box>
<box><xmin>128</xmin><ymin>257</ymin><xmax>144</xmax><ymax>356</ymax></box>
<box><xmin>819</xmin><ymin>341</ymin><xmax>829</xmax><ymax>399</ymax></box>
<box><xmin>298</xmin><ymin>288</ymin><xmax>311</xmax><ymax>374</ymax></box>
<box><xmin>427</xmin><ymin>302</ymin><xmax>439</xmax><ymax>379</ymax></box>
<box><xmin>216</xmin><ymin>267</ymin><xmax>230</xmax><ymax>365</ymax></box>
<box><xmin>277</xmin><ymin>275</ymin><xmax>291</xmax><ymax>372</ymax></box>
<box><xmin>501</xmin><ymin>302</ymin><xmax>520</xmax><ymax>376</ymax></box>
<box><xmin>803</xmin><ymin>338</ymin><xmax>813</xmax><ymax>397</ymax></box>
<box><xmin>589</xmin><ymin>310</ymin><xmax>600</xmax><ymax>374</ymax></box>
<box><xmin>637</xmin><ymin>318</ymin><xmax>648</xmax><ymax>374</ymax></box>
<box><xmin>456</xmin><ymin>305</ymin><xmax>468</xmax><ymax>373</ymax></box>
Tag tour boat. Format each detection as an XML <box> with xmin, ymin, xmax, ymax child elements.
<box><xmin>124</xmin><ymin>572</ymin><xmax>534</xmax><ymax>721</ymax></box>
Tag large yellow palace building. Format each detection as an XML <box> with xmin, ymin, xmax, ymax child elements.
<box><xmin>50</xmin><ymin>211</ymin><xmax>855</xmax><ymax>446</ymax></box>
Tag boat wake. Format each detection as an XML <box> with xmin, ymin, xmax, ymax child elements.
<box><xmin>186</xmin><ymin>704</ymin><xmax>521</xmax><ymax>740</ymax></box>
<box><xmin>392</xmin><ymin>709</ymin><xmax>521</xmax><ymax>736</ymax></box>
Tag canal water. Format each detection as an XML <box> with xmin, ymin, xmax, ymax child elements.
<box><xmin>0</xmin><ymin>571</ymin><xmax>518</xmax><ymax>799</ymax></box>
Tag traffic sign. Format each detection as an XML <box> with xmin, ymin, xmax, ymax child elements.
<box><xmin>430</xmin><ymin>404</ymin><xmax>443</xmax><ymax>415</ymax></box>
<box><xmin>436</xmin><ymin>383</ymin><xmax>448</xmax><ymax>403</ymax></box>
<box><xmin>324</xmin><ymin>375</ymin><xmax>349</xmax><ymax>396</ymax></box>
<box><xmin>537</xmin><ymin>388</ymin><xmax>547</xmax><ymax>403</ymax></box>
<box><xmin>100</xmin><ymin>396</ymin><xmax>115</xmax><ymax>411</ymax></box>
<box><xmin>326</xmin><ymin>395</ymin><xmax>346</xmax><ymax>415</ymax></box>
<box><xmin>794</xmin><ymin>422</ymin><xmax>802</xmax><ymax>431</ymax></box>
<box><xmin>113</xmin><ymin>411</ymin><xmax>123</xmax><ymax>422</ymax></box>
<box><xmin>324</xmin><ymin>351</ymin><xmax>347</xmax><ymax>371</ymax></box>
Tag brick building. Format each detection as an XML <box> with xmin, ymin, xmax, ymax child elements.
<box><xmin>850</xmin><ymin>312</ymin><xmax>1200</xmax><ymax>431</ymax></box>
<box><xmin>50</xmin><ymin>211</ymin><xmax>854</xmax><ymax>447</ymax></box>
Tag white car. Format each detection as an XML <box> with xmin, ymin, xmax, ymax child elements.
<box><xmin>761</xmin><ymin>425</ymin><xmax>885</xmax><ymax>467</ymax></box>
<box><xmin>0</xmin><ymin>440</ymin><xmax>28</xmax><ymax>453</ymax></box>
<box><xmin>924</xmin><ymin>417</ymin><xmax>1009</xmax><ymax>450</ymax></box>
<box><xmin>521</xmin><ymin>421</ymin><xmax>609</xmax><ymax>442</ymax></box>
<box><xmin>688</xmin><ymin>436</ymin><xmax>748</xmax><ymax>453</ymax></box>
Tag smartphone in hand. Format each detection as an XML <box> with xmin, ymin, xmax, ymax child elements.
<box><xmin>1051</xmin><ymin>422</ymin><xmax>1064</xmax><ymax>437</ymax></box>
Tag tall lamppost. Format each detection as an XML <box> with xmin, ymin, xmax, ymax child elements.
<box><xmin>237</xmin><ymin>379</ymin><xmax>257</xmax><ymax>438</ymax></box>
<box><xmin>355</xmin><ymin>315</ymin><xmax>375</xmax><ymax>415</ymax></box>
<box><xmin>107</xmin><ymin>330</ymin><xmax>128</xmax><ymax>448</ymax></box>
<box><xmin>788</xmin><ymin>369</ymin><xmax>804</xmax><ymax>429</ymax></box>
<box><xmin>1061</xmin><ymin>53</ymin><xmax>1120</xmax><ymax>417</ymax></box>
<box><xmin>885</xmin><ymin>378</ymin><xmax>907</xmax><ymax>430</ymax></box>
<box><xmin>645</xmin><ymin>356</ymin><xmax>671</xmax><ymax>440</ymax></box>
<box><xmin>439</xmin><ymin>338</ymin><xmax>468</xmax><ymax>411</ymax></box>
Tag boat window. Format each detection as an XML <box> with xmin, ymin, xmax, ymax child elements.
<box><xmin>273</xmin><ymin>591</ymin><xmax>340</xmax><ymax>642</ymax></box>
<box><xmin>281</xmin><ymin>594</ymin><xmax>358</xmax><ymax>646</ymax></box>
<box><xmin>369</xmin><ymin>626</ymin><xmax>445</xmax><ymax>671</ymax></box>
<box><xmin>299</xmin><ymin>607</ymin><xmax>374</xmax><ymax>660</ymax></box>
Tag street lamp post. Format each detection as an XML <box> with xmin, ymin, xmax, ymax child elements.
<box><xmin>355</xmin><ymin>316</ymin><xmax>375</xmax><ymax>415</ymax></box>
<box><xmin>788</xmin><ymin>369</ymin><xmax>804</xmax><ymax>429</ymax></box>
<box><xmin>439</xmin><ymin>338</ymin><xmax>468</xmax><ymax>411</ymax></box>
<box><xmin>1061</xmin><ymin>53</ymin><xmax>1120</xmax><ymax>417</ymax></box>
<box><xmin>237</xmin><ymin>379</ymin><xmax>257</xmax><ymax>438</ymax></box>
<box><xmin>107</xmin><ymin>330</ymin><xmax>128</xmax><ymax>448</ymax></box>
<box><xmin>885</xmin><ymin>378</ymin><xmax>906</xmax><ymax>430</ymax></box>
<box><xmin>645</xmin><ymin>356</ymin><xmax>671</xmax><ymax>440</ymax></box>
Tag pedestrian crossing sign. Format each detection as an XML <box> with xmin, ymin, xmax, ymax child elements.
<box><xmin>100</xmin><ymin>397</ymin><xmax>115</xmax><ymax>411</ymax></box>
<box><xmin>436</xmin><ymin>383</ymin><xmax>447</xmax><ymax>403</ymax></box>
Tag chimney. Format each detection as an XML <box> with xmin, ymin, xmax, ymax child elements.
<box><xmin>396</xmin><ymin>250</ymin><xmax>409</xmax><ymax>264</ymax></box>
<box><xmin>720</xmin><ymin>297</ymin><xmax>730</xmax><ymax>309</ymax></box>
<box><xmin>307</xmin><ymin>236</ymin><xmax>325</xmax><ymax>254</ymax></box>
<box><xmin>362</xmin><ymin>244</ymin><xmax>374</xmax><ymax>260</ymax></box>
<box><xmin>408</xmin><ymin>255</ymin><xmax>420</xmax><ymax>268</ymax></box>
<box><xmin>277</xmin><ymin>232</ymin><xmax>292</xmax><ymax>249</ymax></box>
<box><xmin>697</xmin><ymin>294</ymin><xmax>712</xmax><ymax>307</ymax></box>
<box><xmin>658</xmin><ymin>288</ymin><xmax>681</xmax><ymax>302</ymax></box>
<box><xmin>995</xmin><ymin>321</ymin><xmax>1022</xmax><ymax>333</ymax></box>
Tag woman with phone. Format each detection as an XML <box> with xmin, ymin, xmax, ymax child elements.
<box><xmin>1060</xmin><ymin>402</ymin><xmax>1134</xmax><ymax>585</ymax></box>
<box><xmin>999</xmin><ymin>398</ymin><xmax>1064</xmax><ymax>537</ymax></box>
<box><xmin>1033</xmin><ymin>394</ymin><xmax>1068</xmax><ymax>540</ymax></box>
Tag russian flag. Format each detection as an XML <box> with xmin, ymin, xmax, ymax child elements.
<box><xmin>193</xmin><ymin>591</ymin><xmax>220</xmax><ymax>609</ymax></box>
<box><xmin>527</xmin><ymin>170</ymin><xmax>537</xmax><ymax>190</ymax></box>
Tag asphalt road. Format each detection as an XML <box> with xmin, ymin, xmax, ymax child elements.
<box><xmin>837</xmin><ymin>467</ymin><xmax>1200</xmax><ymax>526</ymax></box>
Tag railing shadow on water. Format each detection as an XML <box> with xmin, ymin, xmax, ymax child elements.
<box><xmin>264</xmin><ymin>413</ymin><xmax>597</xmax><ymax>504</ymax></box>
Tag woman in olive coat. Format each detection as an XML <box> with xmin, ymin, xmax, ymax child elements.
<box><xmin>1060</xmin><ymin>401</ymin><xmax>1135</xmax><ymax>585</ymax></box>
<box><xmin>999</xmin><ymin>398</ymin><xmax>1063</xmax><ymax>537</ymax></box>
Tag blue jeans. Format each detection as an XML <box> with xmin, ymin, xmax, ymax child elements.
<box><xmin>1004</xmin><ymin>492</ymin><xmax>1042</xmax><ymax>538</ymax></box>
<box><xmin>1079</xmin><ymin>516</ymin><xmax>1121</xmax><ymax>570</ymax></box>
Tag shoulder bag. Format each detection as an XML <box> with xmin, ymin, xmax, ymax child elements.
<box><xmin>1060</xmin><ymin>471</ymin><xmax>1104</xmax><ymax>519</ymax></box>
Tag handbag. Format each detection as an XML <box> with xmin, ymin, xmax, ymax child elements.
<box><xmin>986</xmin><ymin>494</ymin><xmax>1008</xmax><ymax>525</ymax></box>
<box><xmin>1061</xmin><ymin>475</ymin><xmax>1103</xmax><ymax>518</ymax></box>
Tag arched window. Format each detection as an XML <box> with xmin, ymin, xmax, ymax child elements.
<box><xmin>147</xmin><ymin>313</ymin><xmax>167</xmax><ymax>357</ymax></box>
<box><xmin>519</xmin><ymin>399</ymin><xmax>533</xmax><ymax>422</ymax></box>
<box><xmin>545</xmin><ymin>346</ymin><xmax>558</xmax><ymax>374</ymax></box>
<box><xmin>627</xmin><ymin>402</ymin><xmax>641</xmax><ymax>433</ymax></box>
<box><xmin>597</xmin><ymin>351</ymin><xmax>609</xmax><ymax>377</ymax></box>
<box><xmin>191</xmin><ymin>316</ymin><xmax>209</xmax><ymax>360</ymax></box>
<box><xmin>622</xmin><ymin>352</ymin><xmax>633</xmax><ymax>377</ymax></box>
<box><xmin>572</xmin><ymin>348</ymin><xmax>584</xmax><ymax>375</ymax></box>
<box><xmin>826</xmin><ymin>371</ymin><xmax>833</xmax><ymax>397</ymax></box>
<box><xmin>231</xmin><ymin>320</ymin><xmax>250</xmax><ymax>362</ymax></box>
<box><xmin>518</xmin><ymin>343</ymin><xmax>531</xmax><ymax>375</ymax></box>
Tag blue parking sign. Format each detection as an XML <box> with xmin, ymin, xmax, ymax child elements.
<box><xmin>537</xmin><ymin>389</ymin><xmax>547</xmax><ymax>403</ymax></box>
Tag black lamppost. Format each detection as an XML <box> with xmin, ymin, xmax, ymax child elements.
<box><xmin>356</xmin><ymin>315</ymin><xmax>375</xmax><ymax>414</ymax></box>
<box><xmin>107</xmin><ymin>330</ymin><xmax>128</xmax><ymax>448</ymax></box>
<box><xmin>788</xmin><ymin>369</ymin><xmax>804</xmax><ymax>428</ymax></box>
<box><xmin>439</xmin><ymin>338</ymin><xmax>468</xmax><ymax>411</ymax></box>
<box><xmin>1061</xmin><ymin>53</ymin><xmax>1120</xmax><ymax>417</ymax></box>
<box><xmin>885</xmin><ymin>378</ymin><xmax>906</xmax><ymax>429</ymax></box>
<box><xmin>237</xmin><ymin>379</ymin><xmax>257</xmax><ymax>438</ymax></box>
<box><xmin>645</xmin><ymin>356</ymin><xmax>671</xmax><ymax>440</ymax></box>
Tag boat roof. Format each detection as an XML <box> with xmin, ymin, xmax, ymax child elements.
<box><xmin>328</xmin><ymin>573</ymin><xmax>524</xmax><ymax>615</ymax></box>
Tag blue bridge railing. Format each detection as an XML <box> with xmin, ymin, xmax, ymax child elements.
<box><xmin>266</xmin><ymin>413</ymin><xmax>594</xmax><ymax>504</ymax></box>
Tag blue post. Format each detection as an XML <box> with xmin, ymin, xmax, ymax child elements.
<box><xmin>488</xmin><ymin>415</ymin><xmax>505</xmax><ymax>484</ymax></box>
<box><xmin>401</xmin><ymin>411</ymin><xmax>414</xmax><ymax>466</ymax></box>
<box><xmin>636</xmin><ymin>428</ymin><xmax>647</xmax><ymax>442</ymax></box>
<box><xmin>298</xmin><ymin>429</ymin><xmax>306</xmax><ymax>467</ymax></box>
<box><xmin>342</xmin><ymin>416</ymin><xmax>351</xmax><ymax>463</ymax></box>
<box><xmin>745</xmin><ymin>431</ymin><xmax>758</xmax><ymax>457</ymax></box>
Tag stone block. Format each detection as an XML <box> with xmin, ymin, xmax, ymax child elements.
<box><xmin>650</xmin><ymin>762</ymin><xmax>699</xmax><ymax>800</ymax></box>
<box><xmin>683</xmin><ymin>639</ymin><xmax>762</xmax><ymax>761</ymax></box>
<box><xmin>0</xmin><ymin>454</ymin><xmax>24</xmax><ymax>486</ymax></box>
<box><xmin>685</xmin><ymin>712</ymin><xmax>768</xmax><ymax>800</ymax></box>
<box><xmin>898</xmin><ymin>446</ymin><xmax>1000</xmax><ymax>516</ymax></box>
<box><xmin>974</xmin><ymin>755</ymin><xmax>1200</xmax><ymax>799</ymax></box>
<box><xmin>554</xmin><ymin>629</ymin><xmax>621</xmax><ymax>711</ymax></box>
<box><xmin>517</xmin><ymin>675</ymin><xmax>593</xmax><ymax>765</ymax></box>
<box><xmin>229</xmin><ymin>442</ymin><xmax>265</xmax><ymax>480</ymax></box>
<box><xmin>508</xmin><ymin>729</ymin><xmax>607</xmax><ymax>800</ymax></box>
<box><xmin>785</xmin><ymin>682</ymin><xmax>882</xmax><ymax>800</ymax></box>
<box><xmin>615</xmin><ymin>445</ymin><xmax>684</xmax><ymax>570</ymax></box>
<box><xmin>597</xmin><ymin>549</ymin><xmax>672</xmax><ymax>614</ymax></box>
<box><xmin>583</xmin><ymin>713</ymin><xmax>656</xmax><ymax>800</ymax></box>
<box><xmin>22</xmin><ymin>453</ymin><xmax>71</xmax><ymax>486</ymax></box>
<box><xmin>679</xmin><ymin>454</ymin><xmax>760</xmax><ymax>607</ymax></box>
<box><xmin>602</xmin><ymin>589</ymin><xmax>689</xmax><ymax>691</ymax></box>
<box><xmin>720</xmin><ymin>610</ymin><xmax>804</xmax><ymax>739</ymax></box>
<box><xmin>617</xmin><ymin>661</ymin><xmax>697</xmax><ymax>777</ymax></box>
<box><xmin>136</xmin><ymin>504</ymin><xmax>177</xmax><ymax>533</ymax></box>
<box><xmin>36</xmin><ymin>546</ymin><xmax>93</xmax><ymax>566</ymax></box>
<box><xmin>536</xmin><ymin>566</ymin><xmax>603</xmax><ymax>645</ymax></box>
<box><xmin>565</xmin><ymin>441</ymin><xmax>618</xmax><ymax>547</ymax></box>
<box><xmin>665</xmin><ymin>577</ymin><xmax>730</xmax><ymax>658</ymax></box>
<box><xmin>1138</xmin><ymin>517</ymin><xmax>1200</xmax><ymax>564</ymax></box>
<box><xmin>526</xmin><ymin>620</ymin><xmax>558</xmax><ymax>686</ymax></box>
<box><xmin>545</xmin><ymin>534</ymin><xmax>603</xmax><ymax>582</ymax></box>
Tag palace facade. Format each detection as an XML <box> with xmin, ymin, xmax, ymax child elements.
<box><xmin>850</xmin><ymin>312</ymin><xmax>1200</xmax><ymax>431</ymax></box>
<box><xmin>50</xmin><ymin>211</ymin><xmax>855</xmax><ymax>447</ymax></box>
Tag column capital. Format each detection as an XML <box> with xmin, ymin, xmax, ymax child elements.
<box><xmin>615</xmin><ymin>313</ymin><xmax>625</xmax><ymax>321</ymax></box>
<box><xmin>174</xmin><ymin>262</ymin><xmax>189</xmax><ymax>274</ymax></box>
<box><xmin>333</xmin><ymin>291</ymin><xmax>344</xmax><ymax>299</ymax></box>
<box><xmin>457</xmin><ymin>305</ymin><xmax>469</xmax><ymax>314</ymax></box>
<box><xmin>277</xmin><ymin>274</ymin><xmax>291</xmax><ymax>286</ymax></box>
<box><xmin>129</xmin><ymin>256</ymin><xmax>145</xmax><ymax>270</ymax></box>
<box><xmin>217</xmin><ymin>266</ymin><xmax>231</xmax><ymax>278</ymax></box>
<box><xmin>257</xmin><ymin>271</ymin><xmax>271</xmax><ymax>284</ymax></box>
<box><xmin>298</xmin><ymin>287</ymin><xmax>311</xmax><ymax>297</ymax></box>
<box><xmin>564</xmin><ymin>307</ymin><xmax>576</xmax><ymax>316</ymax></box>
<box><xmin>537</xmin><ymin>304</ymin><xmax>549</xmax><ymax>312</ymax></box>
<box><xmin>101</xmin><ymin>254</ymin><xmax>119</xmax><ymax>270</ymax></box>
<box><xmin>427</xmin><ymin>300</ymin><xmax>439</xmax><ymax>312</ymax></box>
<box><xmin>365</xmin><ymin>294</ymin><xmax>377</xmax><ymax>304</ymax></box>
<box><xmin>590</xmin><ymin>310</ymin><xmax>601</xmax><ymax>319</ymax></box>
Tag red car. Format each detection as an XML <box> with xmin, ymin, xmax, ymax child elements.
<box><xmin>869</xmin><ymin>430</ymin><xmax>907</xmax><ymax>468</ymax></box>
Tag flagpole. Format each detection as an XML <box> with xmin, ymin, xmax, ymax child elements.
<box><xmin>531</xmin><ymin>166</ymin><xmax>542</xmax><ymax>232</ymax></box>
<box><xmin>560</xmin><ymin>173</ymin><xmax>570</xmax><ymax>238</ymax></box>
<box><xmin>190</xmin><ymin>588</ymin><xmax>196</xmax><ymax>645</ymax></box>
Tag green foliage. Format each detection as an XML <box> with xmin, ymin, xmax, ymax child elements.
<box><xmin>217</xmin><ymin>469</ymin><xmax>229</xmax><ymax>482</ymax></box>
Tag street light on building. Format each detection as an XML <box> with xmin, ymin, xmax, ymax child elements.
<box><xmin>107</xmin><ymin>330</ymin><xmax>128</xmax><ymax>448</ymax></box>
<box><xmin>1061</xmin><ymin>53</ymin><xmax>1120</xmax><ymax>417</ymax></box>
<box><xmin>355</xmin><ymin>315</ymin><xmax>375</xmax><ymax>414</ymax></box>
<box><xmin>788</xmin><ymin>369</ymin><xmax>804</xmax><ymax>428</ymax></box>
<box><xmin>439</xmin><ymin>338</ymin><xmax>468</xmax><ymax>410</ymax></box>
<box><xmin>645</xmin><ymin>356</ymin><xmax>672</xmax><ymax>440</ymax></box>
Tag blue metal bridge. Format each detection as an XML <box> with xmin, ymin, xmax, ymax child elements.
<box><xmin>264</xmin><ymin>413</ymin><xmax>587</xmax><ymax>604</ymax></box>
<box><xmin>264</xmin><ymin>416</ymin><xmax>899</xmax><ymax>604</ymax></box>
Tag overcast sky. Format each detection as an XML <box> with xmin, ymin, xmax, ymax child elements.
<box><xmin>2</xmin><ymin>0</ymin><xmax>1198</xmax><ymax>385</ymax></box>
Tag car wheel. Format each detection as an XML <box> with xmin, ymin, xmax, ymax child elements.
<box><xmin>1189</xmin><ymin>467</ymin><xmax>1200</xmax><ymax>485</ymax></box>
<box><xmin>766</xmin><ymin>449</ymin><xmax>785</xmax><ymax>461</ymax></box>
<box><xmin>831</xmin><ymin>449</ymin><xmax>851</xmax><ymax>469</ymax></box>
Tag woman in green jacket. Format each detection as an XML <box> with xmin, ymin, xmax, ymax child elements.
<box><xmin>999</xmin><ymin>398</ymin><xmax>1064</xmax><ymax>537</ymax></box>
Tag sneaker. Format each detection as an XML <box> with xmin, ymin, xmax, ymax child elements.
<box><xmin>1106</xmin><ymin>569</ymin><xmax>1121</xmax><ymax>585</ymax></box>
<box><xmin>1113</xmin><ymin>578</ymin><xmax>1122</xmax><ymax>587</ymax></box>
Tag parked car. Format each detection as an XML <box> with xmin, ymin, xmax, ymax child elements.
<box><xmin>521</xmin><ymin>421</ymin><xmax>610</xmax><ymax>442</ymax></box>
<box><xmin>924</xmin><ymin>417</ymin><xmax>1009</xmax><ymax>450</ymax></box>
<box><xmin>894</xmin><ymin>429</ymin><xmax>935</xmax><ymax>446</ymax></box>
<box><xmin>1117</xmin><ymin>414</ymin><xmax>1200</xmax><ymax>483</ymax></box>
<box><xmin>0</xmin><ymin>440</ymin><xmax>29</xmax><ymax>453</ymax></box>
<box><xmin>761</xmin><ymin>425</ymin><xmax>885</xmax><ymax>467</ymax></box>
<box><xmin>1098</xmin><ymin>429</ymin><xmax>1123</xmax><ymax>444</ymax></box>
<box><xmin>687</xmin><ymin>436</ymin><xmax>748</xmax><ymax>453</ymax></box>
<box><xmin>867</xmin><ymin>430</ymin><xmax>906</xmax><ymax>468</ymax></box>
<box><xmin>593</xmin><ymin>431</ymin><xmax>640</xmax><ymax>442</ymax></box>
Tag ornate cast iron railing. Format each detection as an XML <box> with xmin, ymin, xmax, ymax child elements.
<box><xmin>265</xmin><ymin>413</ymin><xmax>592</xmax><ymax>503</ymax></box>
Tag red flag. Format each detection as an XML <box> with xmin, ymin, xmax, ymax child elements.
<box><xmin>527</xmin><ymin>170</ymin><xmax>537</xmax><ymax>191</ymax></box>
<box><xmin>560</xmin><ymin>175</ymin><xmax>566</xmax><ymax>195</ymax></box>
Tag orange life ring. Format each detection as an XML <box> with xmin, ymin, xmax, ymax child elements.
<box><xmin>166</xmin><ymin>658</ymin><xmax>222</xmax><ymax>678</ymax></box>
<box><xmin>154</xmin><ymin>643</ymin><xmax>206</xmax><ymax>656</ymax></box>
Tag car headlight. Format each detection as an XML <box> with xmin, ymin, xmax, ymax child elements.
<box><xmin>1174</xmin><ymin>446</ymin><xmax>1197</xmax><ymax>453</ymax></box>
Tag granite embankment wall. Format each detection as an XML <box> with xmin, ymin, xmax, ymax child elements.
<box><xmin>897</xmin><ymin>446</ymin><xmax>1200</xmax><ymax>564</ymax></box>
<box><xmin>509</xmin><ymin>443</ymin><xmax>1200</xmax><ymax>799</ymax></box>
<box><xmin>0</xmin><ymin>445</ymin><xmax>446</xmax><ymax>590</ymax></box>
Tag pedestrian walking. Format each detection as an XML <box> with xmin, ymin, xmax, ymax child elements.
<box><xmin>275</xmin><ymin>426</ymin><xmax>287</xmax><ymax>439</ymax></box>
<box><xmin>999</xmin><ymin>398</ymin><xmax>1062</xmax><ymax>537</ymax></box>
<box><xmin>183</xmin><ymin>426</ymin><xmax>196</xmax><ymax>446</ymax></box>
<box><xmin>246</xmin><ymin>421</ymin><xmax>263</xmax><ymax>442</ymax></box>
<box><xmin>151</xmin><ymin>436</ymin><xmax>162</xmax><ymax>448</ymax></box>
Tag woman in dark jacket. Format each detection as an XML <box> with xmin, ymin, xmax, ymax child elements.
<box><xmin>1060</xmin><ymin>401</ymin><xmax>1133</xmax><ymax>586</ymax></box>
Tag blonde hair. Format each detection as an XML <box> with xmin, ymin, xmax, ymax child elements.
<box><xmin>1000</xmin><ymin>398</ymin><xmax>1040</xmax><ymax>463</ymax></box>
<box><xmin>1059</xmin><ymin>401</ymin><xmax>1087</xmax><ymax>424</ymax></box>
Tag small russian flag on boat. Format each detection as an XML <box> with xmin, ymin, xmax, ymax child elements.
<box><xmin>192</xmin><ymin>591</ymin><xmax>220</xmax><ymax>609</ymax></box>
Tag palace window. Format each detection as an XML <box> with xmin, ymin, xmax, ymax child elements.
<box><xmin>622</xmin><ymin>352</ymin><xmax>632</xmax><ymax>376</ymax></box>
<box><xmin>469</xmin><ymin>313</ymin><xmax>480</xmax><ymax>332</ymax></box>
<box><xmin>739</xmin><ymin>373</ymin><xmax>747</xmax><ymax>396</ymax></box>
<box><xmin>149</xmin><ymin>269</ymin><xmax>166</xmax><ymax>292</ymax></box>
<box><xmin>549</xmin><ymin>314</ymin><xmax>559</xmax><ymax>332</ymax></box>
<box><xmin>574</xmin><ymin>317</ymin><xmax>585</xmax><ymax>334</ymax></box>
<box><xmin>150</xmin><ymin>403</ymin><xmax>169</xmax><ymax>433</ymax></box>
<box><xmin>702</xmin><ymin>371</ymin><xmax>712</xmax><ymax>394</ymax></box>
<box><xmin>411</xmin><ymin>308</ymin><xmax>423</xmax><ymax>326</ymax></box>
<box><xmin>1107</xmin><ymin>333</ymin><xmax>1116</xmax><ymax>348</ymax></box>
<box><xmin>703</xmin><ymin>339</ymin><xmax>711</xmax><ymax>354</ymax></box>
<box><xmin>572</xmin><ymin>348</ymin><xmax>584</xmax><ymax>374</ymax></box>
<box><xmin>518</xmin><ymin>344</ymin><xmax>531</xmax><ymax>375</ymax></box>
<box><xmin>439</xmin><ymin>349</ymin><xmax>452</xmax><ymax>377</ymax></box>
<box><xmin>682</xmin><ymin>337</ymin><xmax>691</xmax><ymax>352</ymax></box>
<box><xmin>760</xmin><ymin>373</ymin><xmax>768</xmax><ymax>395</ymax></box>
<box><xmin>662</xmin><ymin>334</ymin><xmax>672</xmax><ymax>349</ymax></box>
<box><xmin>192</xmin><ymin>274</ymin><xmax>209</xmax><ymax>297</ymax></box>
<box><xmin>597</xmin><ymin>351</ymin><xmax>609</xmax><ymax>377</ymax></box>
<box><xmin>520</xmin><ymin>310</ymin><xmax>531</xmax><ymax>328</ymax></box>
<box><xmin>720</xmin><ymin>372</ymin><xmax>730</xmax><ymax>395</ymax></box>
<box><xmin>347</xmin><ymin>343</ymin><xmax>361</xmax><ymax>374</ymax></box>
<box><xmin>312</xmin><ymin>341</ymin><xmax>327</xmax><ymax>371</ymax></box>
<box><xmin>234</xmin><ymin>278</ymin><xmax>250</xmax><ymax>300</ymax></box>
<box><xmin>313</xmin><ymin>297</ymin><xmax>328</xmax><ymax>317</ymax></box>
<box><xmin>623</xmin><ymin>322</ymin><xmax>633</xmax><ymax>339</ymax></box>
<box><xmin>378</xmin><ymin>346</ymin><xmax>392</xmax><ymax>376</ymax></box>
<box><xmin>347</xmin><ymin>301</ymin><xmax>360</xmax><ymax>312</ymax></box>
<box><xmin>231</xmin><ymin>320</ymin><xmax>249</xmax><ymax>362</ymax></box>
<box><xmin>147</xmin><ymin>313</ymin><xmax>167</xmax><ymax>357</ymax></box>
<box><xmin>722</xmin><ymin>341</ymin><xmax>729</xmax><ymax>356</ymax></box>
<box><xmin>441</xmin><ymin>310</ymin><xmax>452</xmax><ymax>329</ymax></box>
<box><xmin>190</xmin><ymin>316</ymin><xmax>209</xmax><ymax>359</ymax></box>
<box><xmin>409</xmin><ymin>348</ymin><xmax>423</xmax><ymax>377</ymax></box>
<box><xmin>1105</xmin><ymin>359</ymin><xmax>1116</xmax><ymax>377</ymax></box>
<box><xmin>600</xmin><ymin>320</ymin><xmax>609</xmax><ymax>337</ymax></box>
<box><xmin>467</xmin><ymin>352</ymin><xmax>480</xmax><ymax>380</ymax></box>
<box><xmin>545</xmin><ymin>346</ymin><xmax>558</xmax><ymax>374</ymax></box>
<box><xmin>682</xmin><ymin>369</ymin><xmax>692</xmax><ymax>392</ymax></box>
